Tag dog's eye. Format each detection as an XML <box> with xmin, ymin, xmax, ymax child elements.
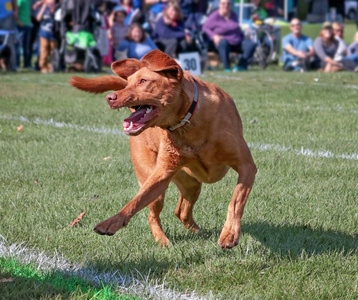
<box><xmin>138</xmin><ymin>79</ymin><xmax>147</xmax><ymax>85</ymax></box>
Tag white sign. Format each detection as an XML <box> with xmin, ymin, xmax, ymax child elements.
<box><xmin>178</xmin><ymin>52</ymin><xmax>201</xmax><ymax>76</ymax></box>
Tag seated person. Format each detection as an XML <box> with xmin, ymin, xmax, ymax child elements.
<box><xmin>332</xmin><ymin>22</ymin><xmax>347</xmax><ymax>62</ymax></box>
<box><xmin>313</xmin><ymin>22</ymin><xmax>342</xmax><ymax>72</ymax></box>
<box><xmin>340</xmin><ymin>31</ymin><xmax>358</xmax><ymax>71</ymax></box>
<box><xmin>144</xmin><ymin>0</ymin><xmax>168</xmax><ymax>31</ymax></box>
<box><xmin>119</xmin><ymin>23</ymin><xmax>158</xmax><ymax>60</ymax></box>
<box><xmin>153</xmin><ymin>1</ymin><xmax>195</xmax><ymax>58</ymax></box>
<box><xmin>347</xmin><ymin>31</ymin><xmax>358</xmax><ymax>63</ymax></box>
<box><xmin>202</xmin><ymin>0</ymin><xmax>257</xmax><ymax>72</ymax></box>
<box><xmin>282</xmin><ymin>18</ymin><xmax>315</xmax><ymax>71</ymax></box>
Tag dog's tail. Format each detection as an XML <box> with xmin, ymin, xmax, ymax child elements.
<box><xmin>69</xmin><ymin>76</ymin><xmax>127</xmax><ymax>94</ymax></box>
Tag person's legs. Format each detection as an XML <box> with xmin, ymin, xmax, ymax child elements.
<box><xmin>215</xmin><ymin>38</ymin><xmax>231</xmax><ymax>70</ymax></box>
<box><xmin>39</xmin><ymin>37</ymin><xmax>50</xmax><ymax>73</ymax></box>
<box><xmin>48</xmin><ymin>39</ymin><xmax>56</xmax><ymax>72</ymax></box>
<box><xmin>283</xmin><ymin>58</ymin><xmax>306</xmax><ymax>72</ymax></box>
<box><xmin>346</xmin><ymin>54</ymin><xmax>358</xmax><ymax>64</ymax></box>
<box><xmin>237</xmin><ymin>39</ymin><xmax>256</xmax><ymax>70</ymax></box>
<box><xmin>22</xmin><ymin>25</ymin><xmax>33</xmax><ymax>68</ymax></box>
<box><xmin>157</xmin><ymin>38</ymin><xmax>178</xmax><ymax>57</ymax></box>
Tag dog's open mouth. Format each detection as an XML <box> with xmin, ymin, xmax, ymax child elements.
<box><xmin>123</xmin><ymin>105</ymin><xmax>158</xmax><ymax>135</ymax></box>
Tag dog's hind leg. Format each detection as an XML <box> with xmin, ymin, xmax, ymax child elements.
<box><xmin>148</xmin><ymin>194</ymin><xmax>170</xmax><ymax>246</ymax></box>
<box><xmin>173</xmin><ymin>171</ymin><xmax>202</xmax><ymax>232</ymax></box>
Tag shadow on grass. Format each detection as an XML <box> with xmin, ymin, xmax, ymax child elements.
<box><xmin>89</xmin><ymin>222</ymin><xmax>358</xmax><ymax>279</ymax></box>
<box><xmin>242</xmin><ymin>221</ymin><xmax>358</xmax><ymax>257</ymax></box>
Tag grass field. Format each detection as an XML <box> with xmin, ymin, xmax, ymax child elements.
<box><xmin>0</xmin><ymin>69</ymin><xmax>358</xmax><ymax>299</ymax></box>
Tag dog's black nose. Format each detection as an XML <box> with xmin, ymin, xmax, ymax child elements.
<box><xmin>106</xmin><ymin>93</ymin><xmax>117</xmax><ymax>101</ymax></box>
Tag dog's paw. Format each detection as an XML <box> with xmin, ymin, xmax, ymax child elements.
<box><xmin>93</xmin><ymin>214</ymin><xmax>128</xmax><ymax>236</ymax></box>
<box><xmin>156</xmin><ymin>236</ymin><xmax>170</xmax><ymax>248</ymax></box>
<box><xmin>218</xmin><ymin>224</ymin><xmax>240</xmax><ymax>249</ymax></box>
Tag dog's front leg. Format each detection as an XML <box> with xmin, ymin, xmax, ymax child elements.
<box><xmin>94</xmin><ymin>168</ymin><xmax>177</xmax><ymax>236</ymax></box>
<box><xmin>218</xmin><ymin>161</ymin><xmax>257</xmax><ymax>249</ymax></box>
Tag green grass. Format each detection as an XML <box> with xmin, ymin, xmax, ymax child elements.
<box><xmin>0</xmin><ymin>257</ymin><xmax>134</xmax><ymax>300</ymax></box>
<box><xmin>0</xmin><ymin>69</ymin><xmax>358</xmax><ymax>299</ymax></box>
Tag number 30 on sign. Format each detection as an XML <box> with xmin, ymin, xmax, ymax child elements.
<box><xmin>178</xmin><ymin>52</ymin><xmax>202</xmax><ymax>76</ymax></box>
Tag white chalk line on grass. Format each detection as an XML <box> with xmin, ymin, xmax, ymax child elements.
<box><xmin>0</xmin><ymin>114</ymin><xmax>126</xmax><ymax>136</ymax></box>
<box><xmin>234</xmin><ymin>99</ymin><xmax>358</xmax><ymax>115</ymax></box>
<box><xmin>211</xmin><ymin>74</ymin><xmax>358</xmax><ymax>90</ymax></box>
<box><xmin>1</xmin><ymin>115</ymin><xmax>358</xmax><ymax>161</ymax></box>
<box><xmin>247</xmin><ymin>142</ymin><xmax>358</xmax><ymax>161</ymax></box>
<box><xmin>0</xmin><ymin>235</ymin><xmax>211</xmax><ymax>300</ymax></box>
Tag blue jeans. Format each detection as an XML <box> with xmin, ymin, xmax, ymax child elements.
<box><xmin>346</xmin><ymin>53</ymin><xmax>358</xmax><ymax>64</ymax></box>
<box><xmin>16</xmin><ymin>25</ymin><xmax>33</xmax><ymax>68</ymax></box>
<box><xmin>215</xmin><ymin>38</ymin><xmax>257</xmax><ymax>70</ymax></box>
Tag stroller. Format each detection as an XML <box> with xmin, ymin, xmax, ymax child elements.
<box><xmin>239</xmin><ymin>5</ymin><xmax>281</xmax><ymax>69</ymax></box>
<box><xmin>184</xmin><ymin>12</ymin><xmax>209</xmax><ymax>70</ymax></box>
<box><xmin>53</xmin><ymin>0</ymin><xmax>102</xmax><ymax>73</ymax></box>
<box><xmin>249</xmin><ymin>20</ymin><xmax>280</xmax><ymax>69</ymax></box>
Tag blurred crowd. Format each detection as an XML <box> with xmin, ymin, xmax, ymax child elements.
<box><xmin>0</xmin><ymin>0</ymin><xmax>358</xmax><ymax>73</ymax></box>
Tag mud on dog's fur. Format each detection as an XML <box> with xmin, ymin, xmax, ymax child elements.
<box><xmin>69</xmin><ymin>50</ymin><xmax>256</xmax><ymax>249</ymax></box>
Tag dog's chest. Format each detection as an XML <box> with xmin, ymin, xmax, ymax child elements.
<box><xmin>180</xmin><ymin>145</ymin><xmax>230</xmax><ymax>183</ymax></box>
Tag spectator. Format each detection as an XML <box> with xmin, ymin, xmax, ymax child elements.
<box><xmin>144</xmin><ymin>0</ymin><xmax>168</xmax><ymax>31</ymax></box>
<box><xmin>16</xmin><ymin>0</ymin><xmax>33</xmax><ymax>69</ymax></box>
<box><xmin>95</xmin><ymin>1</ymin><xmax>111</xmax><ymax>64</ymax></box>
<box><xmin>178</xmin><ymin>0</ymin><xmax>195</xmax><ymax>20</ymax></box>
<box><xmin>154</xmin><ymin>1</ymin><xmax>195</xmax><ymax>57</ymax></box>
<box><xmin>250</xmin><ymin>0</ymin><xmax>268</xmax><ymax>21</ymax></box>
<box><xmin>116</xmin><ymin>0</ymin><xmax>143</xmax><ymax>25</ymax></box>
<box><xmin>344</xmin><ymin>31</ymin><xmax>358</xmax><ymax>70</ymax></box>
<box><xmin>313</xmin><ymin>22</ymin><xmax>342</xmax><ymax>72</ymax></box>
<box><xmin>110</xmin><ymin>7</ymin><xmax>129</xmax><ymax>59</ymax></box>
<box><xmin>332</xmin><ymin>22</ymin><xmax>347</xmax><ymax>61</ymax></box>
<box><xmin>282</xmin><ymin>18</ymin><xmax>315</xmax><ymax>71</ymax></box>
<box><xmin>36</xmin><ymin>0</ymin><xmax>56</xmax><ymax>73</ymax></box>
<box><xmin>119</xmin><ymin>22</ymin><xmax>158</xmax><ymax>59</ymax></box>
<box><xmin>347</xmin><ymin>31</ymin><xmax>358</xmax><ymax>59</ymax></box>
<box><xmin>202</xmin><ymin>0</ymin><xmax>256</xmax><ymax>72</ymax></box>
<box><xmin>30</xmin><ymin>1</ymin><xmax>43</xmax><ymax>71</ymax></box>
<box><xmin>0</xmin><ymin>0</ymin><xmax>18</xmax><ymax>71</ymax></box>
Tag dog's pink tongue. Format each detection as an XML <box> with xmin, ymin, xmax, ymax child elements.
<box><xmin>123</xmin><ymin>108</ymin><xmax>147</xmax><ymax>130</ymax></box>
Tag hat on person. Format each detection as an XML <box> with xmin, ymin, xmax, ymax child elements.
<box><xmin>322</xmin><ymin>21</ymin><xmax>332</xmax><ymax>29</ymax></box>
<box><xmin>114</xmin><ymin>6</ymin><xmax>127</xmax><ymax>15</ymax></box>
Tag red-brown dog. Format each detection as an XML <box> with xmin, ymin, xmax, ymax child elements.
<box><xmin>69</xmin><ymin>50</ymin><xmax>256</xmax><ymax>249</ymax></box>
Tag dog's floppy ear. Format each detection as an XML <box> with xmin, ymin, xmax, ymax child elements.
<box><xmin>69</xmin><ymin>76</ymin><xmax>127</xmax><ymax>94</ymax></box>
<box><xmin>111</xmin><ymin>59</ymin><xmax>143</xmax><ymax>80</ymax></box>
<box><xmin>141</xmin><ymin>50</ymin><xmax>183</xmax><ymax>81</ymax></box>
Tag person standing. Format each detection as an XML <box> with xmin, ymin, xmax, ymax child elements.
<box><xmin>110</xmin><ymin>7</ymin><xmax>129</xmax><ymax>60</ymax></box>
<box><xmin>36</xmin><ymin>0</ymin><xmax>56</xmax><ymax>73</ymax></box>
<box><xmin>16</xmin><ymin>0</ymin><xmax>32</xmax><ymax>68</ymax></box>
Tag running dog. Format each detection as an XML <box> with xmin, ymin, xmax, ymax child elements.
<box><xmin>69</xmin><ymin>50</ymin><xmax>256</xmax><ymax>248</ymax></box>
